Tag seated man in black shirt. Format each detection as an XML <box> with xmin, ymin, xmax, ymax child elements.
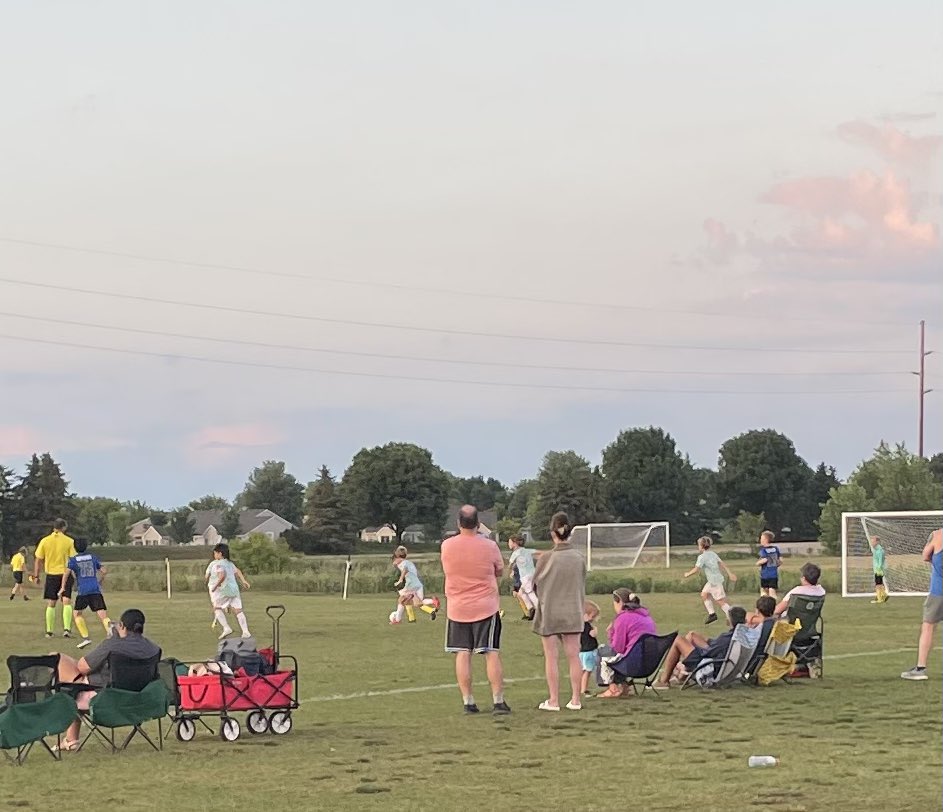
<box><xmin>55</xmin><ymin>608</ymin><xmax>161</xmax><ymax>750</ymax></box>
<box><xmin>652</xmin><ymin>606</ymin><xmax>747</xmax><ymax>689</ymax></box>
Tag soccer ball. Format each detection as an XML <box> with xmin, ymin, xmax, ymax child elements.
<box><xmin>388</xmin><ymin>611</ymin><xmax>398</xmax><ymax>623</ymax></box>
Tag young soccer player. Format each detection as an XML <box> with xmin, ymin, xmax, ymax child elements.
<box><xmin>390</xmin><ymin>546</ymin><xmax>440</xmax><ymax>624</ymax></box>
<box><xmin>870</xmin><ymin>536</ymin><xmax>888</xmax><ymax>604</ymax></box>
<box><xmin>61</xmin><ymin>539</ymin><xmax>112</xmax><ymax>649</ymax></box>
<box><xmin>757</xmin><ymin>530</ymin><xmax>781</xmax><ymax>598</ymax></box>
<box><xmin>579</xmin><ymin>600</ymin><xmax>600</xmax><ymax>697</ymax></box>
<box><xmin>206</xmin><ymin>543</ymin><xmax>252</xmax><ymax>639</ymax></box>
<box><xmin>32</xmin><ymin>518</ymin><xmax>76</xmax><ymax>638</ymax></box>
<box><xmin>9</xmin><ymin>547</ymin><xmax>29</xmax><ymax>601</ymax></box>
<box><xmin>508</xmin><ymin>535</ymin><xmax>538</xmax><ymax>620</ymax></box>
<box><xmin>683</xmin><ymin>536</ymin><xmax>738</xmax><ymax>624</ymax></box>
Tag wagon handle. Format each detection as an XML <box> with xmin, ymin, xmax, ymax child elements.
<box><xmin>266</xmin><ymin>605</ymin><xmax>286</xmax><ymax>620</ymax></box>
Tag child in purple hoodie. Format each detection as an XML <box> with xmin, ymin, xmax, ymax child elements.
<box><xmin>597</xmin><ymin>589</ymin><xmax>657</xmax><ymax>698</ymax></box>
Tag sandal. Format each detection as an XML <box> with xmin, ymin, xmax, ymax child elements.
<box><xmin>52</xmin><ymin>739</ymin><xmax>79</xmax><ymax>752</ymax></box>
<box><xmin>537</xmin><ymin>700</ymin><xmax>560</xmax><ymax>712</ymax></box>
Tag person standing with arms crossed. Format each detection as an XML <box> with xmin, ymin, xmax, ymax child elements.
<box><xmin>32</xmin><ymin>518</ymin><xmax>76</xmax><ymax>638</ymax></box>
<box><xmin>901</xmin><ymin>528</ymin><xmax>943</xmax><ymax>681</ymax></box>
<box><xmin>440</xmin><ymin>505</ymin><xmax>510</xmax><ymax>715</ymax></box>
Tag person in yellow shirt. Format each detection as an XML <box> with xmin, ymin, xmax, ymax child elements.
<box><xmin>32</xmin><ymin>518</ymin><xmax>77</xmax><ymax>638</ymax></box>
<box><xmin>9</xmin><ymin>546</ymin><xmax>30</xmax><ymax>602</ymax></box>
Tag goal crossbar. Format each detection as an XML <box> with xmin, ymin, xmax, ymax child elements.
<box><xmin>572</xmin><ymin>522</ymin><xmax>671</xmax><ymax>571</ymax></box>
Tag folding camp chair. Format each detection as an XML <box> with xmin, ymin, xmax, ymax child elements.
<box><xmin>78</xmin><ymin>651</ymin><xmax>168</xmax><ymax>753</ymax></box>
<box><xmin>742</xmin><ymin>618</ymin><xmax>776</xmax><ymax>684</ymax></box>
<box><xmin>682</xmin><ymin>625</ymin><xmax>761</xmax><ymax>689</ymax></box>
<box><xmin>0</xmin><ymin>655</ymin><xmax>77</xmax><ymax>765</ymax></box>
<box><xmin>609</xmin><ymin>632</ymin><xmax>678</xmax><ymax>699</ymax></box>
<box><xmin>786</xmin><ymin>594</ymin><xmax>825</xmax><ymax>677</ymax></box>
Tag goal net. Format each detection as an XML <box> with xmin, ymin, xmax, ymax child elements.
<box><xmin>569</xmin><ymin>522</ymin><xmax>670</xmax><ymax>571</ymax></box>
<box><xmin>841</xmin><ymin>510</ymin><xmax>943</xmax><ymax>597</ymax></box>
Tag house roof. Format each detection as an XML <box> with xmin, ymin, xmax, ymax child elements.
<box><xmin>189</xmin><ymin>508</ymin><xmax>290</xmax><ymax>536</ymax></box>
<box><xmin>445</xmin><ymin>501</ymin><xmax>497</xmax><ymax>533</ymax></box>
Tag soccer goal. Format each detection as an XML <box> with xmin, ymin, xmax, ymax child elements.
<box><xmin>569</xmin><ymin>522</ymin><xmax>670</xmax><ymax>571</ymax></box>
<box><xmin>841</xmin><ymin>510</ymin><xmax>943</xmax><ymax>597</ymax></box>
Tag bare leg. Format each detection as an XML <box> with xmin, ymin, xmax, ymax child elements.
<box><xmin>57</xmin><ymin>653</ymin><xmax>84</xmax><ymax>684</ymax></box>
<box><xmin>687</xmin><ymin>631</ymin><xmax>710</xmax><ymax>649</ymax></box>
<box><xmin>561</xmin><ymin>634</ymin><xmax>582</xmax><ymax>706</ymax></box>
<box><xmin>454</xmin><ymin>651</ymin><xmax>473</xmax><ymax>703</ymax></box>
<box><xmin>484</xmin><ymin>652</ymin><xmax>504</xmax><ymax>702</ymax></box>
<box><xmin>917</xmin><ymin>622</ymin><xmax>937</xmax><ymax>668</ymax></box>
<box><xmin>656</xmin><ymin>636</ymin><xmax>696</xmax><ymax>686</ymax></box>
<box><xmin>581</xmin><ymin>669</ymin><xmax>590</xmax><ymax>694</ymax></box>
<box><xmin>541</xmin><ymin>635</ymin><xmax>560</xmax><ymax>707</ymax></box>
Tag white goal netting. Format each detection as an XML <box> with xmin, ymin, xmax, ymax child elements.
<box><xmin>841</xmin><ymin>511</ymin><xmax>943</xmax><ymax>597</ymax></box>
<box><xmin>569</xmin><ymin>522</ymin><xmax>670</xmax><ymax>571</ymax></box>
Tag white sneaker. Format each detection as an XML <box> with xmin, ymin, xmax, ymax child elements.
<box><xmin>241</xmin><ymin>632</ymin><xmax>252</xmax><ymax>639</ymax></box>
<box><xmin>76</xmin><ymin>638</ymin><xmax>92</xmax><ymax>649</ymax></box>
<box><xmin>218</xmin><ymin>627</ymin><xmax>233</xmax><ymax>640</ymax></box>
<box><xmin>900</xmin><ymin>667</ymin><xmax>928</xmax><ymax>681</ymax></box>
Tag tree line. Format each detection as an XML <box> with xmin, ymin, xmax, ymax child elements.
<box><xmin>1</xmin><ymin>428</ymin><xmax>940</xmax><ymax>558</ymax></box>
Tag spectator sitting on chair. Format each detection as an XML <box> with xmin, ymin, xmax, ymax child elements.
<box><xmin>54</xmin><ymin>608</ymin><xmax>161</xmax><ymax>751</ymax></box>
<box><xmin>652</xmin><ymin>606</ymin><xmax>748</xmax><ymax>689</ymax></box>
<box><xmin>747</xmin><ymin>596</ymin><xmax>776</xmax><ymax>627</ymax></box>
<box><xmin>773</xmin><ymin>563</ymin><xmax>825</xmax><ymax>617</ymax></box>
<box><xmin>597</xmin><ymin>589</ymin><xmax>657</xmax><ymax>698</ymax></box>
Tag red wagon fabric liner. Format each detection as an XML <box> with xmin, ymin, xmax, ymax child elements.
<box><xmin>177</xmin><ymin>671</ymin><xmax>295</xmax><ymax>712</ymax></box>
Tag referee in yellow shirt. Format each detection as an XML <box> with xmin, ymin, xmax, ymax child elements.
<box><xmin>32</xmin><ymin>518</ymin><xmax>77</xmax><ymax>637</ymax></box>
<box><xmin>9</xmin><ymin>546</ymin><xmax>29</xmax><ymax>601</ymax></box>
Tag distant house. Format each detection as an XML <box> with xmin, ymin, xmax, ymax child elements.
<box><xmin>129</xmin><ymin>520</ymin><xmax>173</xmax><ymax>547</ymax></box>
<box><xmin>399</xmin><ymin>502</ymin><xmax>499</xmax><ymax>545</ymax></box>
<box><xmin>128</xmin><ymin>509</ymin><xmax>294</xmax><ymax>546</ymax></box>
<box><xmin>360</xmin><ymin>525</ymin><xmax>396</xmax><ymax>544</ymax></box>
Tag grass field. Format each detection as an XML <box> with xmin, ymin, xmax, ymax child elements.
<box><xmin>1</xmin><ymin>586</ymin><xmax>940</xmax><ymax>811</ymax></box>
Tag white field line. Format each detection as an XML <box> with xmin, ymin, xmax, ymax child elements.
<box><xmin>300</xmin><ymin>645</ymin><xmax>941</xmax><ymax>704</ymax></box>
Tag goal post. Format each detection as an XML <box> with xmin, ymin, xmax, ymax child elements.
<box><xmin>570</xmin><ymin>522</ymin><xmax>670</xmax><ymax>571</ymax></box>
<box><xmin>841</xmin><ymin>510</ymin><xmax>943</xmax><ymax>597</ymax></box>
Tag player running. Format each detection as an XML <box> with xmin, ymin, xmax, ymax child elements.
<box><xmin>9</xmin><ymin>547</ymin><xmax>29</xmax><ymax>602</ymax></box>
<box><xmin>390</xmin><ymin>546</ymin><xmax>439</xmax><ymax>624</ymax></box>
<box><xmin>61</xmin><ymin>539</ymin><xmax>113</xmax><ymax>649</ymax></box>
<box><xmin>683</xmin><ymin>536</ymin><xmax>738</xmax><ymax>624</ymax></box>
<box><xmin>32</xmin><ymin>518</ymin><xmax>76</xmax><ymax>638</ymax></box>
<box><xmin>869</xmin><ymin>536</ymin><xmax>888</xmax><ymax>604</ymax></box>
<box><xmin>508</xmin><ymin>535</ymin><xmax>538</xmax><ymax>620</ymax></box>
<box><xmin>757</xmin><ymin>530</ymin><xmax>781</xmax><ymax>598</ymax></box>
<box><xmin>206</xmin><ymin>543</ymin><xmax>252</xmax><ymax>639</ymax></box>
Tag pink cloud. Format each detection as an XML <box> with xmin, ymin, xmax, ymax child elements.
<box><xmin>702</xmin><ymin>218</ymin><xmax>740</xmax><ymax>264</ymax></box>
<box><xmin>837</xmin><ymin>120</ymin><xmax>943</xmax><ymax>166</ymax></box>
<box><xmin>0</xmin><ymin>425</ymin><xmax>46</xmax><ymax>457</ymax></box>
<box><xmin>186</xmin><ymin>423</ymin><xmax>284</xmax><ymax>466</ymax></box>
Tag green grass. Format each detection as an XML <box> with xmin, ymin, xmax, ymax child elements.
<box><xmin>1</xmin><ymin>589</ymin><xmax>940</xmax><ymax>811</ymax></box>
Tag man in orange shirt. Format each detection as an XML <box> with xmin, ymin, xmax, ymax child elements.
<box><xmin>440</xmin><ymin>505</ymin><xmax>509</xmax><ymax>715</ymax></box>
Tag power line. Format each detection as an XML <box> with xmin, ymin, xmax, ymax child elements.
<box><xmin>0</xmin><ymin>311</ymin><xmax>911</xmax><ymax>378</ymax></box>
<box><xmin>0</xmin><ymin>331</ymin><xmax>912</xmax><ymax>396</ymax></box>
<box><xmin>0</xmin><ymin>276</ymin><xmax>913</xmax><ymax>355</ymax></box>
<box><xmin>0</xmin><ymin>235</ymin><xmax>916</xmax><ymax>326</ymax></box>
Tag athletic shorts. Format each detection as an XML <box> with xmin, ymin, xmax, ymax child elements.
<box><xmin>874</xmin><ymin>574</ymin><xmax>884</xmax><ymax>586</ymax></box>
<box><xmin>760</xmin><ymin>577</ymin><xmax>779</xmax><ymax>590</ymax></box>
<box><xmin>44</xmin><ymin>573</ymin><xmax>71</xmax><ymax>601</ymax></box>
<box><xmin>212</xmin><ymin>595</ymin><xmax>243</xmax><ymax>611</ymax></box>
<box><xmin>74</xmin><ymin>593</ymin><xmax>107</xmax><ymax>612</ymax></box>
<box><xmin>445</xmin><ymin>613</ymin><xmax>502</xmax><ymax>654</ymax></box>
<box><xmin>702</xmin><ymin>583</ymin><xmax>726</xmax><ymax>601</ymax></box>
<box><xmin>923</xmin><ymin>595</ymin><xmax>943</xmax><ymax>624</ymax></box>
<box><xmin>399</xmin><ymin>587</ymin><xmax>424</xmax><ymax>602</ymax></box>
<box><xmin>580</xmin><ymin>650</ymin><xmax>600</xmax><ymax>671</ymax></box>
<box><xmin>12</xmin><ymin>571</ymin><xmax>23</xmax><ymax>584</ymax></box>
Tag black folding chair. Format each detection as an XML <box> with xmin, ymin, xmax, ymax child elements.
<box><xmin>610</xmin><ymin>632</ymin><xmax>678</xmax><ymax>699</ymax></box>
<box><xmin>786</xmin><ymin>594</ymin><xmax>825</xmax><ymax>677</ymax></box>
<box><xmin>742</xmin><ymin>618</ymin><xmax>776</xmax><ymax>684</ymax></box>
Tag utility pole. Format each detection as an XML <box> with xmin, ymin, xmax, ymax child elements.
<box><xmin>914</xmin><ymin>320</ymin><xmax>933</xmax><ymax>457</ymax></box>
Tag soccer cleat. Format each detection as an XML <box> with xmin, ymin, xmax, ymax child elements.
<box><xmin>9</xmin><ymin>594</ymin><xmax>13</xmax><ymax>601</ymax></box>
<box><xmin>520</xmin><ymin>614</ymin><xmax>530</xmax><ymax>621</ymax></box>
<box><xmin>44</xmin><ymin>632</ymin><xmax>53</xmax><ymax>639</ymax></box>
<box><xmin>389</xmin><ymin>619</ymin><xmax>401</xmax><ymax>625</ymax></box>
<box><xmin>492</xmin><ymin>701</ymin><xmax>512</xmax><ymax>715</ymax></box>
<box><xmin>430</xmin><ymin>608</ymin><xmax>437</xmax><ymax>621</ymax></box>
<box><xmin>463</xmin><ymin>703</ymin><xmax>480</xmax><ymax>714</ymax></box>
<box><xmin>528</xmin><ymin>608</ymin><xmax>536</xmax><ymax>621</ymax></box>
<box><xmin>870</xmin><ymin>599</ymin><xmax>881</xmax><ymax>604</ymax></box>
<box><xmin>77</xmin><ymin>638</ymin><xmax>92</xmax><ymax>649</ymax></box>
<box><xmin>407</xmin><ymin>617</ymin><xmax>416</xmax><ymax>623</ymax></box>
<box><xmin>900</xmin><ymin>667</ymin><xmax>928</xmax><ymax>681</ymax></box>
<box><xmin>704</xmin><ymin>613</ymin><xmax>718</xmax><ymax>625</ymax></box>
<box><xmin>62</xmin><ymin>630</ymin><xmax>72</xmax><ymax>638</ymax></box>
<box><xmin>23</xmin><ymin>596</ymin><xmax>29</xmax><ymax>601</ymax></box>
<box><xmin>218</xmin><ymin>627</ymin><xmax>233</xmax><ymax>640</ymax></box>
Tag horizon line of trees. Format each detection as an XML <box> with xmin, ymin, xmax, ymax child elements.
<box><xmin>1</xmin><ymin>428</ymin><xmax>941</xmax><ymax>558</ymax></box>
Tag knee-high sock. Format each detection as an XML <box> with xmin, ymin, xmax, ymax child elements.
<box><xmin>45</xmin><ymin>607</ymin><xmax>55</xmax><ymax>633</ymax></box>
<box><xmin>101</xmin><ymin>616</ymin><xmax>112</xmax><ymax>633</ymax></box>
<box><xmin>62</xmin><ymin>604</ymin><xmax>73</xmax><ymax>631</ymax></box>
<box><xmin>516</xmin><ymin>594</ymin><xmax>529</xmax><ymax>613</ymax></box>
<box><xmin>214</xmin><ymin>608</ymin><xmax>230</xmax><ymax>629</ymax></box>
<box><xmin>405</xmin><ymin>605</ymin><xmax>416</xmax><ymax>622</ymax></box>
<box><xmin>703</xmin><ymin>598</ymin><xmax>715</xmax><ymax>614</ymax></box>
<box><xmin>74</xmin><ymin>615</ymin><xmax>89</xmax><ymax>638</ymax></box>
<box><xmin>393</xmin><ymin>605</ymin><xmax>405</xmax><ymax>622</ymax></box>
<box><xmin>236</xmin><ymin>612</ymin><xmax>250</xmax><ymax>636</ymax></box>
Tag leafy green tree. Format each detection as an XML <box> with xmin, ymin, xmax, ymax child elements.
<box><xmin>303</xmin><ymin>465</ymin><xmax>349</xmax><ymax>541</ymax></box>
<box><xmin>531</xmin><ymin>450</ymin><xmax>603</xmax><ymax>538</ymax></box>
<box><xmin>450</xmin><ymin>476</ymin><xmax>508</xmax><ymax>510</ymax></box>
<box><xmin>720</xmin><ymin>511</ymin><xmax>768</xmax><ymax>553</ymax></box>
<box><xmin>0</xmin><ymin>465</ymin><xmax>17</xmax><ymax>556</ymax></box>
<box><xmin>122</xmin><ymin>500</ymin><xmax>153</xmax><ymax>524</ymax></box>
<box><xmin>230</xmin><ymin>533</ymin><xmax>293</xmax><ymax>574</ymax></box>
<box><xmin>74</xmin><ymin>497</ymin><xmax>122</xmax><ymax>545</ymax></box>
<box><xmin>238</xmin><ymin>461</ymin><xmax>304</xmax><ymax>526</ymax></box>
<box><xmin>790</xmin><ymin>463</ymin><xmax>840</xmax><ymax>536</ymax></box>
<box><xmin>107</xmin><ymin>509</ymin><xmax>132</xmax><ymax>545</ymax></box>
<box><xmin>717</xmin><ymin>429</ymin><xmax>813</xmax><ymax>532</ymax></box>
<box><xmin>149</xmin><ymin>510</ymin><xmax>168</xmax><ymax>528</ymax></box>
<box><xmin>167</xmin><ymin>508</ymin><xmax>196</xmax><ymax>546</ymax></box>
<box><xmin>14</xmin><ymin>453</ymin><xmax>76</xmax><ymax>548</ymax></box>
<box><xmin>219</xmin><ymin>505</ymin><xmax>242</xmax><ymax>540</ymax></box>
<box><xmin>496</xmin><ymin>516</ymin><xmax>524</xmax><ymax>543</ymax></box>
<box><xmin>929</xmin><ymin>452</ymin><xmax>943</xmax><ymax>487</ymax></box>
<box><xmin>502</xmin><ymin>479</ymin><xmax>537</xmax><ymax>521</ymax></box>
<box><xmin>601</xmin><ymin>426</ymin><xmax>693</xmax><ymax>535</ymax></box>
<box><xmin>188</xmin><ymin>494</ymin><xmax>230</xmax><ymax>511</ymax></box>
<box><xmin>342</xmin><ymin>443</ymin><xmax>450</xmax><ymax>543</ymax></box>
<box><xmin>817</xmin><ymin>443</ymin><xmax>941</xmax><ymax>554</ymax></box>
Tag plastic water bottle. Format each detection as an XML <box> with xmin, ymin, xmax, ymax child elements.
<box><xmin>748</xmin><ymin>756</ymin><xmax>779</xmax><ymax>768</ymax></box>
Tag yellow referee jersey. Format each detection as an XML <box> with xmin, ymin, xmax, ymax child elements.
<box><xmin>34</xmin><ymin>531</ymin><xmax>76</xmax><ymax>575</ymax></box>
<box><xmin>10</xmin><ymin>552</ymin><xmax>25</xmax><ymax>572</ymax></box>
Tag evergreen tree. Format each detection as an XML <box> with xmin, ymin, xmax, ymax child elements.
<box><xmin>0</xmin><ymin>465</ymin><xmax>17</xmax><ymax>557</ymax></box>
<box><xmin>219</xmin><ymin>505</ymin><xmax>242</xmax><ymax>540</ymax></box>
<box><xmin>167</xmin><ymin>508</ymin><xmax>196</xmax><ymax>545</ymax></box>
<box><xmin>303</xmin><ymin>465</ymin><xmax>349</xmax><ymax>541</ymax></box>
<box><xmin>14</xmin><ymin>453</ymin><xmax>76</xmax><ymax>548</ymax></box>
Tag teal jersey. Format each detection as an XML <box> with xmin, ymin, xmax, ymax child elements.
<box><xmin>872</xmin><ymin>545</ymin><xmax>886</xmax><ymax>576</ymax></box>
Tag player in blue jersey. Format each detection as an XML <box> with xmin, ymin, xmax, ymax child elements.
<box><xmin>60</xmin><ymin>539</ymin><xmax>112</xmax><ymax>650</ymax></box>
<box><xmin>757</xmin><ymin>531</ymin><xmax>782</xmax><ymax>599</ymax></box>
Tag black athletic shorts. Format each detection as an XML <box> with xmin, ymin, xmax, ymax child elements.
<box><xmin>874</xmin><ymin>574</ymin><xmax>884</xmax><ymax>586</ymax></box>
<box><xmin>74</xmin><ymin>593</ymin><xmax>107</xmax><ymax>612</ymax></box>
<box><xmin>760</xmin><ymin>577</ymin><xmax>779</xmax><ymax>590</ymax></box>
<box><xmin>445</xmin><ymin>613</ymin><xmax>502</xmax><ymax>654</ymax></box>
<box><xmin>13</xmin><ymin>571</ymin><xmax>23</xmax><ymax>584</ymax></box>
<box><xmin>44</xmin><ymin>573</ymin><xmax>72</xmax><ymax>601</ymax></box>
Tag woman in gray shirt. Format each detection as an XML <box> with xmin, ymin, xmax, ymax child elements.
<box><xmin>533</xmin><ymin>512</ymin><xmax>586</xmax><ymax>711</ymax></box>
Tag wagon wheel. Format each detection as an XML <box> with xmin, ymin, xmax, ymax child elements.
<box><xmin>268</xmin><ymin>711</ymin><xmax>292</xmax><ymax>735</ymax></box>
<box><xmin>247</xmin><ymin>710</ymin><xmax>269</xmax><ymax>735</ymax></box>
<box><xmin>219</xmin><ymin>717</ymin><xmax>241</xmax><ymax>742</ymax></box>
<box><xmin>175</xmin><ymin>718</ymin><xmax>196</xmax><ymax>742</ymax></box>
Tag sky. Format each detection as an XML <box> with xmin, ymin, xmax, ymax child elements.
<box><xmin>0</xmin><ymin>1</ymin><xmax>941</xmax><ymax>506</ymax></box>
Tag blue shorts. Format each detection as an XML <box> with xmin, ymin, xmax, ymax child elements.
<box><xmin>580</xmin><ymin>650</ymin><xmax>599</xmax><ymax>672</ymax></box>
